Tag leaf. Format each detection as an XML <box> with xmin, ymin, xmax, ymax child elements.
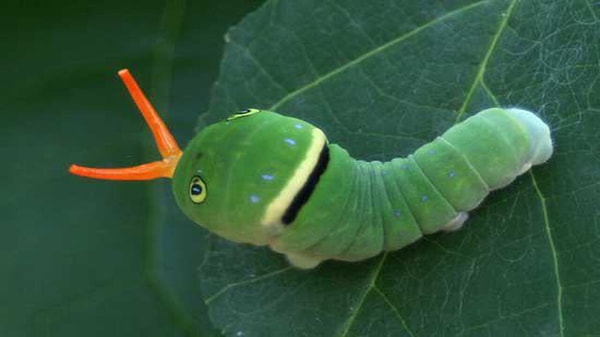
<box><xmin>198</xmin><ymin>0</ymin><xmax>600</xmax><ymax>336</ymax></box>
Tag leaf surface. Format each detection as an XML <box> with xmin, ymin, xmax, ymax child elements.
<box><xmin>198</xmin><ymin>1</ymin><xmax>600</xmax><ymax>336</ymax></box>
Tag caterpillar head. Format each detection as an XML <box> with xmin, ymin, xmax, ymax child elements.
<box><xmin>70</xmin><ymin>70</ymin><xmax>327</xmax><ymax>246</ymax></box>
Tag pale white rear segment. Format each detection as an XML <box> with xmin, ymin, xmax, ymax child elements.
<box><xmin>506</xmin><ymin>108</ymin><xmax>553</xmax><ymax>165</ymax></box>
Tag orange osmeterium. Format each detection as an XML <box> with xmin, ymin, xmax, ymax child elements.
<box><xmin>69</xmin><ymin>69</ymin><xmax>182</xmax><ymax>180</ymax></box>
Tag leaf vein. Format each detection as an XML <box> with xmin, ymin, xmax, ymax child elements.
<box><xmin>530</xmin><ymin>171</ymin><xmax>565</xmax><ymax>336</ymax></box>
<box><xmin>373</xmin><ymin>284</ymin><xmax>416</xmax><ymax>337</ymax></box>
<box><xmin>204</xmin><ymin>266</ymin><xmax>293</xmax><ymax>304</ymax></box>
<box><xmin>337</xmin><ymin>253</ymin><xmax>387</xmax><ymax>337</ymax></box>
<box><xmin>455</xmin><ymin>0</ymin><xmax>518</xmax><ymax>122</ymax></box>
<box><xmin>269</xmin><ymin>0</ymin><xmax>489</xmax><ymax>111</ymax></box>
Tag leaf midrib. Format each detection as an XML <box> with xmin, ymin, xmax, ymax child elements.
<box><xmin>267</xmin><ymin>0</ymin><xmax>488</xmax><ymax>111</ymax></box>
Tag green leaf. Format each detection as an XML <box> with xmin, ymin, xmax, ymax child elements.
<box><xmin>198</xmin><ymin>0</ymin><xmax>600</xmax><ymax>336</ymax></box>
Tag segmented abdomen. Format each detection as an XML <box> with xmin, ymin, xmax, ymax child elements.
<box><xmin>331</xmin><ymin>108</ymin><xmax>552</xmax><ymax>262</ymax></box>
<box><xmin>273</xmin><ymin>108</ymin><xmax>552</xmax><ymax>267</ymax></box>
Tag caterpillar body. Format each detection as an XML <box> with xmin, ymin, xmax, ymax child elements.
<box><xmin>70</xmin><ymin>70</ymin><xmax>553</xmax><ymax>269</ymax></box>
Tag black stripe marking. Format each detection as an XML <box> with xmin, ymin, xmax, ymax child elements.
<box><xmin>281</xmin><ymin>144</ymin><xmax>330</xmax><ymax>225</ymax></box>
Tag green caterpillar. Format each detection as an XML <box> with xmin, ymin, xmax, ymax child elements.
<box><xmin>70</xmin><ymin>70</ymin><xmax>553</xmax><ymax>269</ymax></box>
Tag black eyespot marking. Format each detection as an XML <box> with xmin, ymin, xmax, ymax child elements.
<box><xmin>189</xmin><ymin>176</ymin><xmax>207</xmax><ymax>203</ymax></box>
<box><xmin>226</xmin><ymin>108</ymin><xmax>261</xmax><ymax>121</ymax></box>
<box><xmin>191</xmin><ymin>184</ymin><xmax>203</xmax><ymax>195</ymax></box>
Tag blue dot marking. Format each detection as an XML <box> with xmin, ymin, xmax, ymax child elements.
<box><xmin>421</xmin><ymin>195</ymin><xmax>429</xmax><ymax>202</ymax></box>
<box><xmin>250</xmin><ymin>195</ymin><xmax>260</xmax><ymax>203</ymax></box>
<box><xmin>294</xmin><ymin>123</ymin><xmax>303</xmax><ymax>129</ymax></box>
<box><xmin>393</xmin><ymin>210</ymin><xmax>402</xmax><ymax>217</ymax></box>
<box><xmin>261</xmin><ymin>174</ymin><xmax>274</xmax><ymax>181</ymax></box>
<box><xmin>427</xmin><ymin>149</ymin><xmax>436</xmax><ymax>155</ymax></box>
<box><xmin>448</xmin><ymin>171</ymin><xmax>456</xmax><ymax>178</ymax></box>
<box><xmin>284</xmin><ymin>138</ymin><xmax>296</xmax><ymax>146</ymax></box>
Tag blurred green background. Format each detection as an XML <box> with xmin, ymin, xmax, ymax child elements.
<box><xmin>2</xmin><ymin>0</ymin><xmax>264</xmax><ymax>336</ymax></box>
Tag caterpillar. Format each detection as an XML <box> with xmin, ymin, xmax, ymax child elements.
<box><xmin>70</xmin><ymin>69</ymin><xmax>554</xmax><ymax>269</ymax></box>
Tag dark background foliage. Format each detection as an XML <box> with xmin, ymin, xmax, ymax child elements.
<box><xmin>2</xmin><ymin>0</ymin><xmax>263</xmax><ymax>336</ymax></box>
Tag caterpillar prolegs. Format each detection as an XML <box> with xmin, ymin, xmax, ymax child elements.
<box><xmin>70</xmin><ymin>70</ymin><xmax>553</xmax><ymax>269</ymax></box>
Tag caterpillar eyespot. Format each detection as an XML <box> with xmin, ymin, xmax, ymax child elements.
<box><xmin>190</xmin><ymin>176</ymin><xmax>207</xmax><ymax>204</ymax></box>
<box><xmin>227</xmin><ymin>108</ymin><xmax>261</xmax><ymax>121</ymax></box>
<box><xmin>69</xmin><ymin>69</ymin><xmax>554</xmax><ymax>269</ymax></box>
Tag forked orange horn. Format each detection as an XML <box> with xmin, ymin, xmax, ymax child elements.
<box><xmin>69</xmin><ymin>69</ymin><xmax>182</xmax><ymax>180</ymax></box>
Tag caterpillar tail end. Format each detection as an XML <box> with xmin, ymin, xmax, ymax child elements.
<box><xmin>505</xmin><ymin>108</ymin><xmax>554</xmax><ymax>166</ymax></box>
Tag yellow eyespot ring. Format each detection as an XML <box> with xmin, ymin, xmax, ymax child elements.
<box><xmin>226</xmin><ymin>108</ymin><xmax>261</xmax><ymax>121</ymax></box>
<box><xmin>189</xmin><ymin>176</ymin><xmax>207</xmax><ymax>203</ymax></box>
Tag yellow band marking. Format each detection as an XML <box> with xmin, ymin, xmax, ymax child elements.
<box><xmin>261</xmin><ymin>128</ymin><xmax>327</xmax><ymax>228</ymax></box>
